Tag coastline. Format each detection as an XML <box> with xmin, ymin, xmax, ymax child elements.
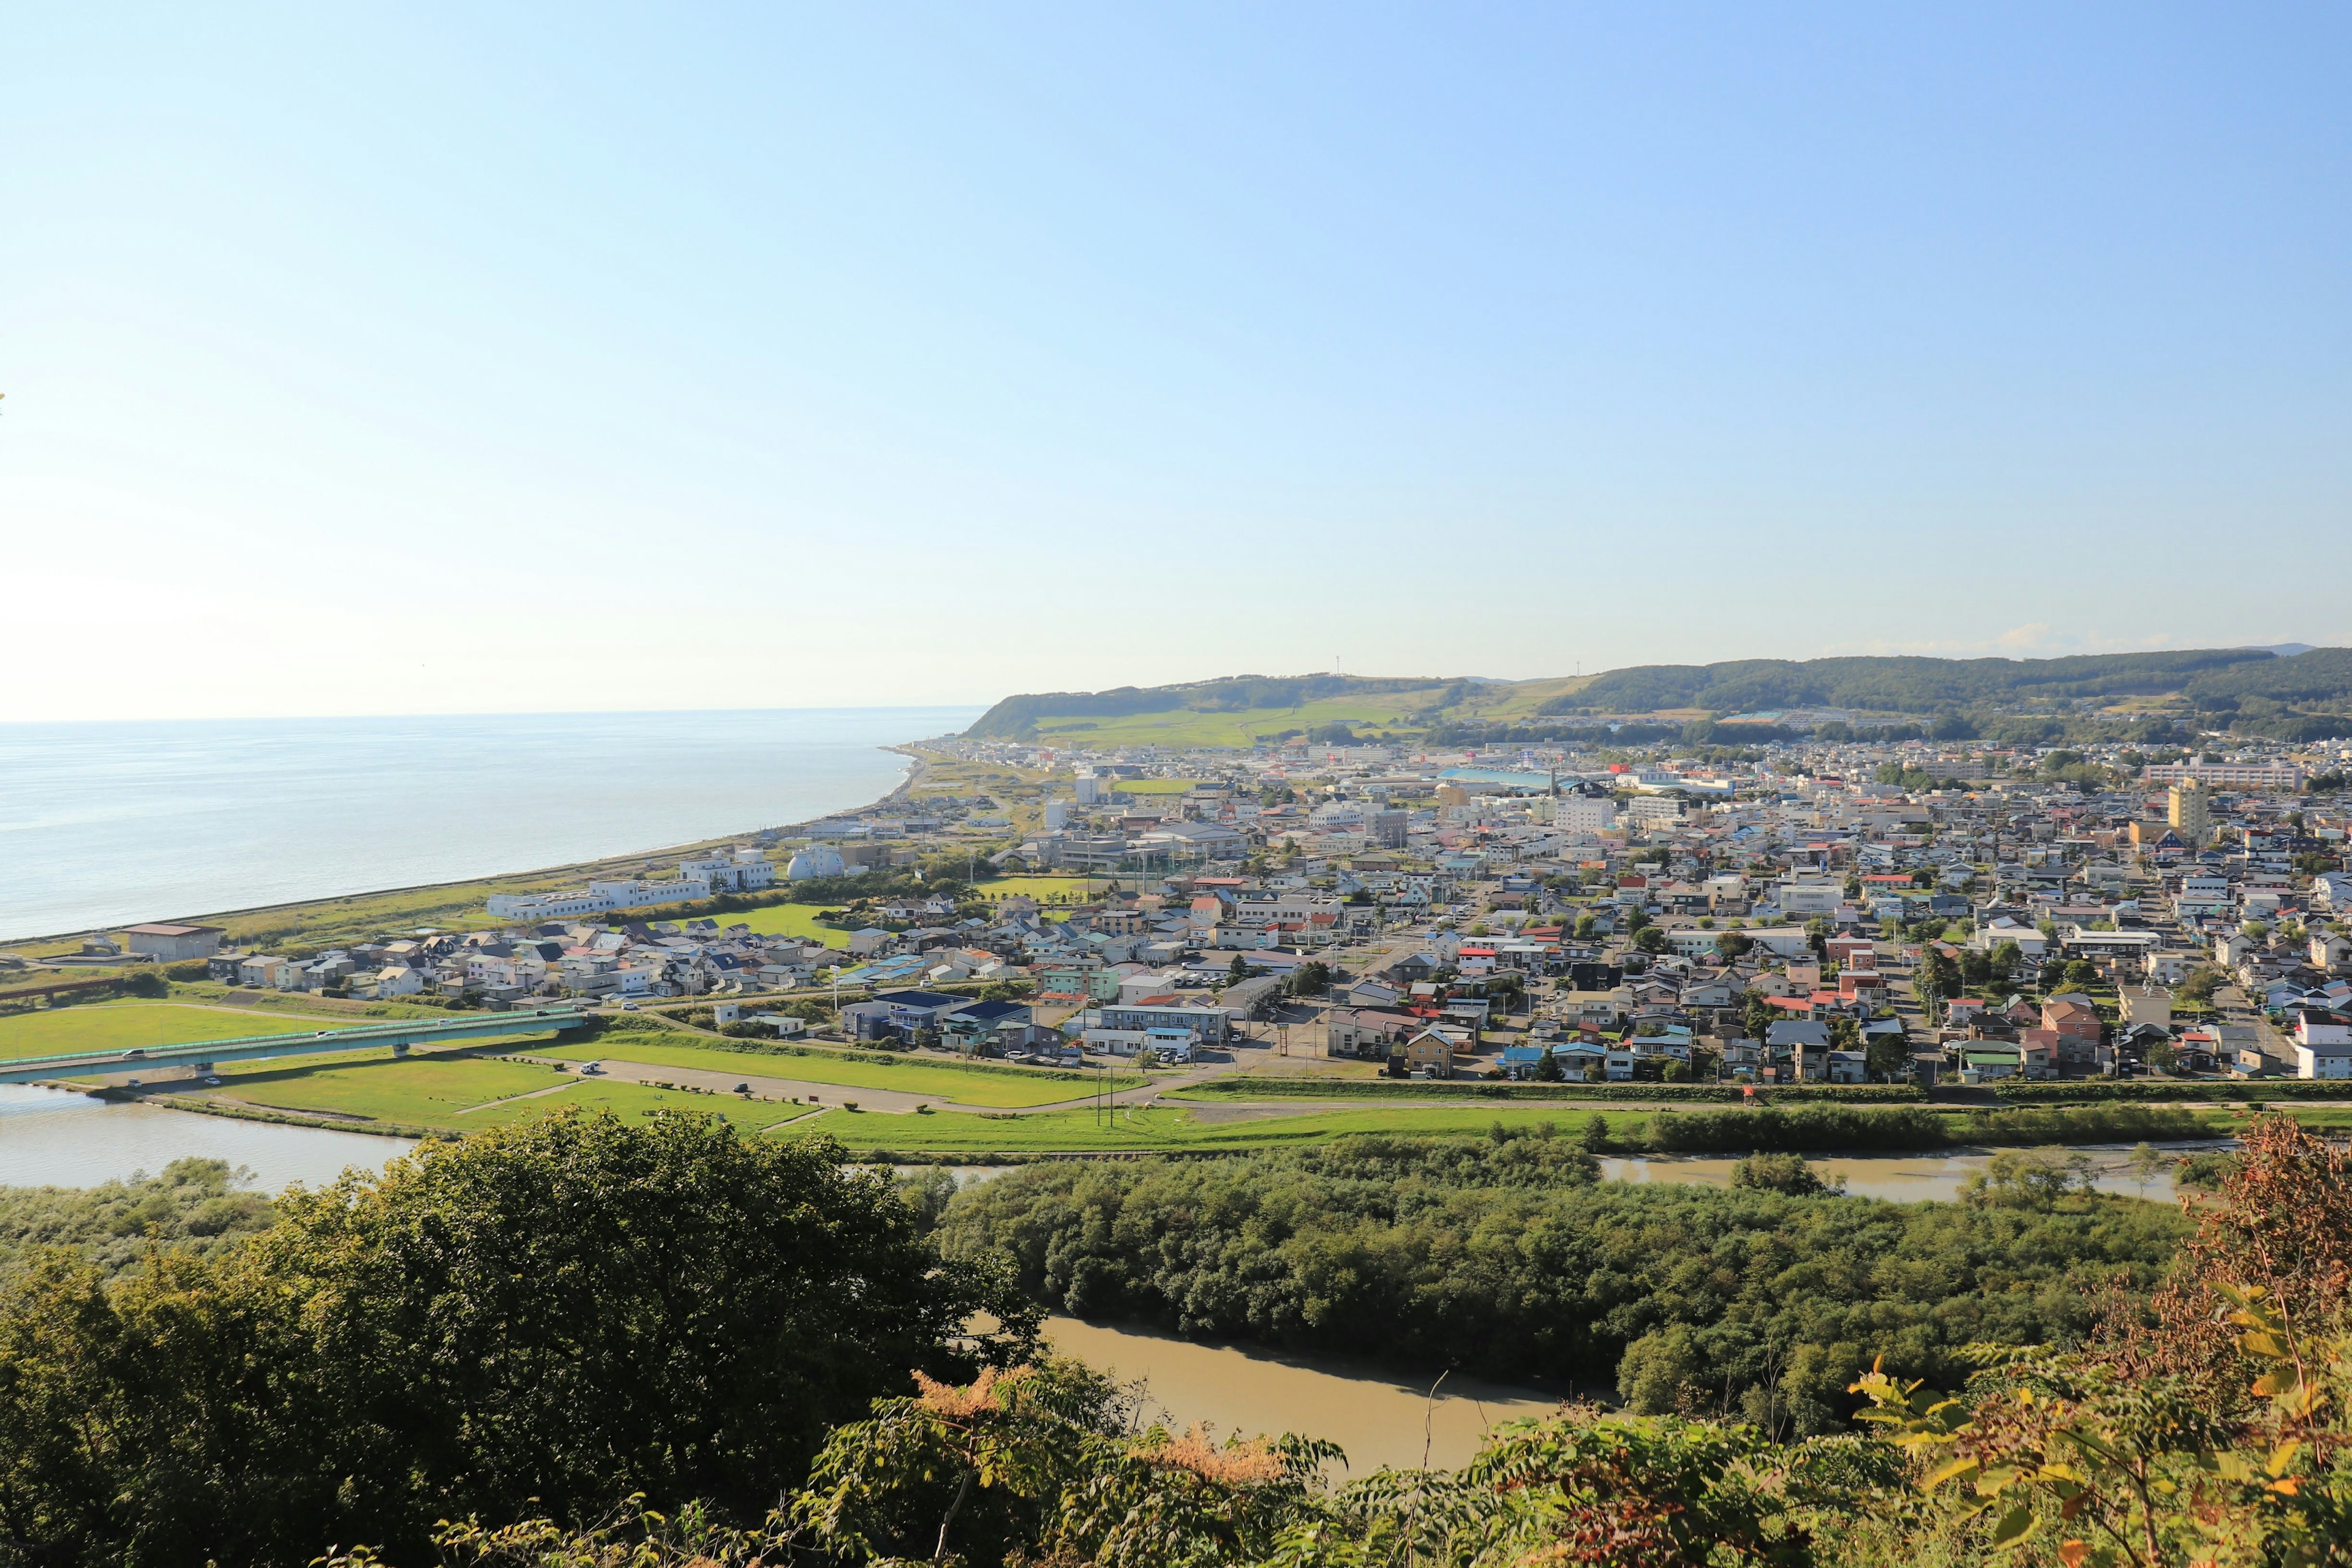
<box><xmin>7</xmin><ymin>737</ymin><xmax>944</xmax><ymax>954</ymax></box>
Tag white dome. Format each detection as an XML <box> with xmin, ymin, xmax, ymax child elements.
<box><xmin>786</xmin><ymin>846</ymin><xmax>846</xmax><ymax>880</ymax></box>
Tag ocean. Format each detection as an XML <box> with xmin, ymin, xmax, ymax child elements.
<box><xmin>0</xmin><ymin>707</ymin><xmax>981</xmax><ymax>941</ymax></box>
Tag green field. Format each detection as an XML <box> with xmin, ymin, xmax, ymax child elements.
<box><xmin>175</xmin><ymin>1046</ymin><xmax>815</xmax><ymax>1135</ymax></box>
<box><xmin>725</xmin><ymin>904</ymin><xmax>847</xmax><ymax>941</ymax></box>
<box><xmin>541</xmin><ymin>1036</ymin><xmax>1097</xmax><ymax>1107</ymax></box>
<box><xmin>0</xmin><ymin>1002</ymin><xmax>352</xmax><ymax>1063</ymax></box>
<box><xmin>197</xmin><ymin>1049</ymin><xmax>575</xmax><ymax>1125</ymax></box>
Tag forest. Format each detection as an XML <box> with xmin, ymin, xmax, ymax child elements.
<box><xmin>3</xmin><ymin>1114</ymin><xmax>2346</xmax><ymax>1567</ymax></box>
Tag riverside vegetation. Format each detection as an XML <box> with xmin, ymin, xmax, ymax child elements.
<box><xmin>933</xmin><ymin>1130</ymin><xmax>2190</xmax><ymax>1428</ymax></box>
<box><xmin>4</xmin><ymin>1114</ymin><xmax>2348</xmax><ymax>1566</ymax></box>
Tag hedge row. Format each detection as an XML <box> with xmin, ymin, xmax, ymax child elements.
<box><xmin>1993</xmin><ymin>1080</ymin><xmax>2352</xmax><ymax>1105</ymax></box>
<box><xmin>1174</xmin><ymin>1078</ymin><xmax>1927</xmax><ymax>1105</ymax></box>
<box><xmin>841</xmin><ymin>1102</ymin><xmax>2215</xmax><ymax>1162</ymax></box>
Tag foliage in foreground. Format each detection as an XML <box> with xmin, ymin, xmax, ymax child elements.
<box><xmin>0</xmin><ymin>1156</ymin><xmax>273</xmax><ymax>1281</ymax></box>
<box><xmin>325</xmin><ymin>1115</ymin><xmax>2352</xmax><ymax>1568</ymax></box>
<box><xmin>0</xmin><ymin>1112</ymin><xmax>1033</xmax><ymax>1568</ymax></box>
<box><xmin>935</xmin><ymin>1131</ymin><xmax>2187</xmax><ymax>1430</ymax></box>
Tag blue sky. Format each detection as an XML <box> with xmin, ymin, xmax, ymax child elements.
<box><xmin>2</xmin><ymin>4</ymin><xmax>2346</xmax><ymax>718</ymax></box>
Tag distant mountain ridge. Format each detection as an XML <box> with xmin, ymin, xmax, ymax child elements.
<box><xmin>963</xmin><ymin>647</ymin><xmax>2352</xmax><ymax>742</ymax></box>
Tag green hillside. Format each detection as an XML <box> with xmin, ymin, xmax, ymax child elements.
<box><xmin>963</xmin><ymin>648</ymin><xmax>2352</xmax><ymax>745</ymax></box>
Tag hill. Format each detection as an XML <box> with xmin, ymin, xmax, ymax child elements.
<box><xmin>962</xmin><ymin>647</ymin><xmax>2352</xmax><ymax>745</ymax></box>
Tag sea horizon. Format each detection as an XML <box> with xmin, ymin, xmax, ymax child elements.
<box><xmin>0</xmin><ymin>706</ymin><xmax>983</xmax><ymax>943</ymax></box>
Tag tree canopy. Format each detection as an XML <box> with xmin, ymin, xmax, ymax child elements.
<box><xmin>0</xmin><ymin>1111</ymin><xmax>1030</xmax><ymax>1567</ymax></box>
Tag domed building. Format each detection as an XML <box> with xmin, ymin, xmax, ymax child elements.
<box><xmin>785</xmin><ymin>845</ymin><xmax>846</xmax><ymax>881</ymax></box>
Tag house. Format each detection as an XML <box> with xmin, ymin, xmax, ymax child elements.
<box><xmin>1325</xmin><ymin>1007</ymin><xmax>1420</xmax><ymax>1058</ymax></box>
<box><xmin>1766</xmin><ymin>1019</ymin><xmax>1831</xmax><ymax>1080</ymax></box>
<box><xmin>1401</xmin><ymin>1028</ymin><xmax>1458</xmax><ymax>1079</ymax></box>
<box><xmin>2040</xmin><ymin>998</ymin><xmax>2103</xmax><ymax>1065</ymax></box>
<box><xmin>942</xmin><ymin>998</ymin><xmax>1038</xmax><ymax>1054</ymax></box>
<box><xmin>372</xmin><ymin>965</ymin><xmax>426</xmax><ymax>997</ymax></box>
<box><xmin>2292</xmin><ymin>1009</ymin><xmax>2352</xmax><ymax>1079</ymax></box>
<box><xmin>841</xmin><ymin>987</ymin><xmax>971</xmax><ymax>1042</ymax></box>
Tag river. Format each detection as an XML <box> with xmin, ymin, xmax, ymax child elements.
<box><xmin>1047</xmin><ymin>1316</ymin><xmax>1559</xmax><ymax>1471</ymax></box>
<box><xmin>0</xmin><ymin>1085</ymin><xmax>412</xmax><ymax>1189</ymax></box>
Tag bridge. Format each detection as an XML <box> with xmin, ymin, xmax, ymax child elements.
<box><xmin>0</xmin><ymin>1008</ymin><xmax>594</xmax><ymax>1088</ymax></box>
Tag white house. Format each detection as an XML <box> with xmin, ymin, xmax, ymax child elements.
<box><xmin>373</xmin><ymin>965</ymin><xmax>426</xmax><ymax>997</ymax></box>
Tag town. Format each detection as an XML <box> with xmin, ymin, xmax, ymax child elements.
<box><xmin>107</xmin><ymin>713</ymin><xmax>2352</xmax><ymax>1094</ymax></box>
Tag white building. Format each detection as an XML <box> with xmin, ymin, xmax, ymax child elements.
<box><xmin>678</xmin><ymin>850</ymin><xmax>775</xmax><ymax>894</ymax></box>
<box><xmin>486</xmin><ymin>876</ymin><xmax>713</xmax><ymax>922</ymax></box>
<box><xmin>2144</xmin><ymin>760</ymin><xmax>2305</xmax><ymax>791</ymax></box>
<box><xmin>1552</xmin><ymin>797</ymin><xmax>1616</xmax><ymax>834</ymax></box>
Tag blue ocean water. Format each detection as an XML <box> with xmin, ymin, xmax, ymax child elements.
<box><xmin>0</xmin><ymin>708</ymin><xmax>980</xmax><ymax>941</ymax></box>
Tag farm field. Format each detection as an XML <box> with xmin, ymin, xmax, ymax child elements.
<box><xmin>538</xmin><ymin>1036</ymin><xmax>1099</xmax><ymax>1107</ymax></box>
<box><xmin>0</xmin><ymin>1001</ymin><xmax>352</xmax><ymax>1063</ymax></box>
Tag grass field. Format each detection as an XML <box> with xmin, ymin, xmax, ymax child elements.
<box><xmin>539</xmin><ymin>1037</ymin><xmax>1098</xmax><ymax>1107</ymax></box>
<box><xmin>167</xmin><ymin>983</ymin><xmax>450</xmax><ymax>1020</ymax></box>
<box><xmin>725</xmin><ymin>904</ymin><xmax>846</xmax><ymax>941</ymax></box>
<box><xmin>197</xmin><ymin>1049</ymin><xmax>576</xmax><ymax>1125</ymax></box>
<box><xmin>175</xmin><ymin>1044</ymin><xmax>815</xmax><ymax>1134</ymax></box>
<box><xmin>1107</xmin><ymin>779</ymin><xmax>1199</xmax><ymax>796</ymax></box>
<box><xmin>0</xmin><ymin>1002</ymin><xmax>353</xmax><ymax>1063</ymax></box>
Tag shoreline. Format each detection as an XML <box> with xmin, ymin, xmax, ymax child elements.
<box><xmin>7</xmin><ymin>739</ymin><xmax>945</xmax><ymax>952</ymax></box>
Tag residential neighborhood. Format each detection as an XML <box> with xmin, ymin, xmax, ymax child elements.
<box><xmin>99</xmin><ymin>722</ymin><xmax>2352</xmax><ymax>1091</ymax></box>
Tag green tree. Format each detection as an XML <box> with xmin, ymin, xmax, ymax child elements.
<box><xmin>1864</xmin><ymin>1028</ymin><xmax>1911</xmax><ymax>1083</ymax></box>
<box><xmin>1533</xmin><ymin>1046</ymin><xmax>1565</xmax><ymax>1082</ymax></box>
<box><xmin>0</xmin><ymin>1112</ymin><xmax>1027</xmax><ymax>1567</ymax></box>
<box><xmin>1632</xmin><ymin>925</ymin><xmax>1668</xmax><ymax>955</ymax></box>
